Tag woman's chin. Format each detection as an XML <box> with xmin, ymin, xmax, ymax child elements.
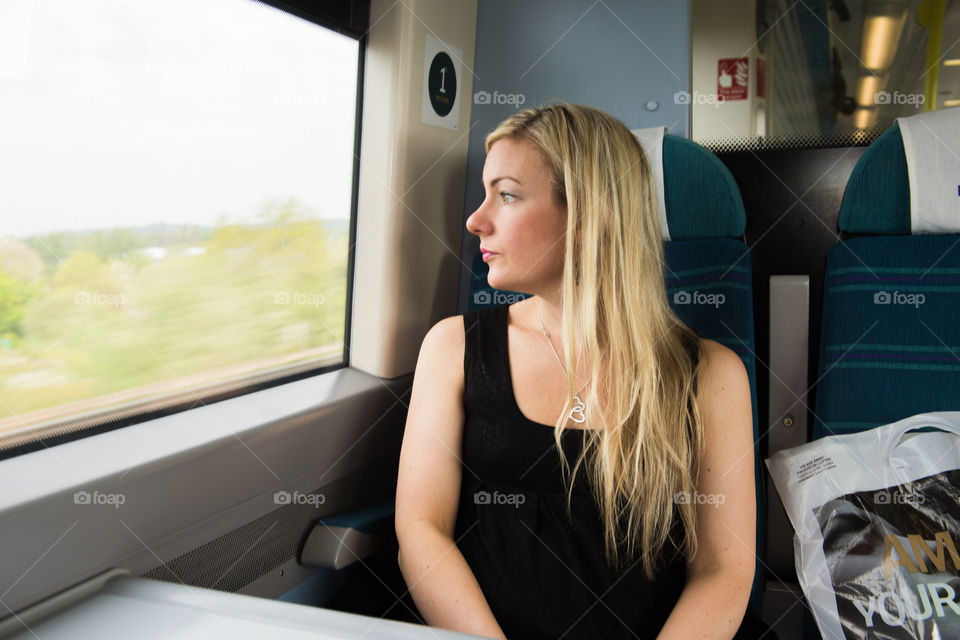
<box><xmin>486</xmin><ymin>273</ymin><xmax>511</xmax><ymax>292</ymax></box>
<box><xmin>487</xmin><ymin>266</ymin><xmax>534</xmax><ymax>295</ymax></box>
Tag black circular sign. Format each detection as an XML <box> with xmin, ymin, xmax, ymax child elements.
<box><xmin>428</xmin><ymin>51</ymin><xmax>456</xmax><ymax>117</ymax></box>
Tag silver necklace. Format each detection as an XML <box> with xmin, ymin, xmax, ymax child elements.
<box><xmin>537</xmin><ymin>305</ymin><xmax>589</xmax><ymax>424</ymax></box>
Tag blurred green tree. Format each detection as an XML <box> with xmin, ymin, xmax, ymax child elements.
<box><xmin>0</xmin><ymin>268</ymin><xmax>33</xmax><ymax>338</ymax></box>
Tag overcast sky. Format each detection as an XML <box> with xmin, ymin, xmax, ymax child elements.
<box><xmin>0</xmin><ymin>0</ymin><xmax>358</xmax><ymax>238</ymax></box>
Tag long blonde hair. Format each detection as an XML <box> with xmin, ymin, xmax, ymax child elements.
<box><xmin>485</xmin><ymin>103</ymin><xmax>704</xmax><ymax>578</ymax></box>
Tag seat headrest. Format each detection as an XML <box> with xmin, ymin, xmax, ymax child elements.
<box><xmin>631</xmin><ymin>127</ymin><xmax>671</xmax><ymax>240</ymax></box>
<box><xmin>631</xmin><ymin>128</ymin><xmax>746</xmax><ymax>240</ymax></box>
<box><xmin>840</xmin><ymin>107</ymin><xmax>960</xmax><ymax>235</ymax></box>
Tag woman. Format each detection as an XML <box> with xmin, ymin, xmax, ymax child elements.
<box><xmin>395</xmin><ymin>103</ymin><xmax>769</xmax><ymax>639</ymax></box>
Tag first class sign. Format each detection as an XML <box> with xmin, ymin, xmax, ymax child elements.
<box><xmin>421</xmin><ymin>33</ymin><xmax>462</xmax><ymax>130</ymax></box>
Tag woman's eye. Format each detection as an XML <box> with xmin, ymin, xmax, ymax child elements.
<box><xmin>499</xmin><ymin>192</ymin><xmax>516</xmax><ymax>203</ymax></box>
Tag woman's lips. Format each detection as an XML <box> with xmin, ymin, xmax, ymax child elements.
<box><xmin>481</xmin><ymin>250</ymin><xmax>497</xmax><ymax>261</ymax></box>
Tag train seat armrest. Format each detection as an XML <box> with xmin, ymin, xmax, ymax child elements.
<box><xmin>300</xmin><ymin>500</ymin><xmax>394</xmax><ymax>569</ymax></box>
<box><xmin>766</xmin><ymin>275</ymin><xmax>809</xmax><ymax>579</ymax></box>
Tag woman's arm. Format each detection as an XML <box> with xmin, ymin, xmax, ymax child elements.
<box><xmin>657</xmin><ymin>339</ymin><xmax>757</xmax><ymax>640</ymax></box>
<box><xmin>395</xmin><ymin>316</ymin><xmax>507</xmax><ymax>640</ymax></box>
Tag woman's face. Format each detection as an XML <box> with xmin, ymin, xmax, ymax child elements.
<box><xmin>465</xmin><ymin>138</ymin><xmax>567</xmax><ymax>295</ymax></box>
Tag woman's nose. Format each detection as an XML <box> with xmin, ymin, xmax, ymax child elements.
<box><xmin>465</xmin><ymin>200</ymin><xmax>488</xmax><ymax>236</ymax></box>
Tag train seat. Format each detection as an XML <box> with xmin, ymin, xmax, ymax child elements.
<box><xmin>814</xmin><ymin>108</ymin><xmax>960</xmax><ymax>439</ymax></box>
<box><xmin>465</xmin><ymin>127</ymin><xmax>766</xmax><ymax>615</ymax></box>
<box><xmin>798</xmin><ymin>108</ymin><xmax>960</xmax><ymax>640</ymax></box>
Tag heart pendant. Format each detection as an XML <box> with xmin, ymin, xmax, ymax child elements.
<box><xmin>569</xmin><ymin>394</ymin><xmax>586</xmax><ymax>424</ymax></box>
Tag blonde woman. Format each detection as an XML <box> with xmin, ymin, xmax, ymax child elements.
<box><xmin>395</xmin><ymin>104</ymin><xmax>771</xmax><ymax>639</ymax></box>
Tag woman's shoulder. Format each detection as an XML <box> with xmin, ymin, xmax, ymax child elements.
<box><xmin>420</xmin><ymin>314</ymin><xmax>466</xmax><ymax>358</ymax></box>
<box><xmin>695</xmin><ymin>338</ymin><xmax>750</xmax><ymax>411</ymax></box>
<box><xmin>412</xmin><ymin>315</ymin><xmax>468</xmax><ymax>406</ymax></box>
<box><xmin>697</xmin><ymin>338</ymin><xmax>745</xmax><ymax>375</ymax></box>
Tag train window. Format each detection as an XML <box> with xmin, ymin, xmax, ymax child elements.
<box><xmin>691</xmin><ymin>0</ymin><xmax>955</xmax><ymax>150</ymax></box>
<box><xmin>0</xmin><ymin>0</ymin><xmax>361</xmax><ymax>455</ymax></box>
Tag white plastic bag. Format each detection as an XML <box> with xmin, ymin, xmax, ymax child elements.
<box><xmin>766</xmin><ymin>412</ymin><xmax>960</xmax><ymax>640</ymax></box>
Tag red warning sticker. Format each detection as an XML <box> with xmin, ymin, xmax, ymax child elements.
<box><xmin>718</xmin><ymin>58</ymin><xmax>749</xmax><ymax>101</ymax></box>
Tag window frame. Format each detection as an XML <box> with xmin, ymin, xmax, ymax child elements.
<box><xmin>259</xmin><ymin>0</ymin><xmax>371</xmax><ymax>39</ymax></box>
<box><xmin>0</xmin><ymin>1</ymin><xmax>369</xmax><ymax>460</ymax></box>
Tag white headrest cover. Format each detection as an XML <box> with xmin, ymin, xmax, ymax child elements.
<box><xmin>631</xmin><ymin>126</ymin><xmax>670</xmax><ymax>241</ymax></box>
<box><xmin>896</xmin><ymin>108</ymin><xmax>960</xmax><ymax>233</ymax></box>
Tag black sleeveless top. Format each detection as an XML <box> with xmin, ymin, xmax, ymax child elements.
<box><xmin>453</xmin><ymin>303</ymin><xmax>773</xmax><ymax>640</ymax></box>
<box><xmin>454</xmin><ymin>305</ymin><xmax>696</xmax><ymax>640</ymax></box>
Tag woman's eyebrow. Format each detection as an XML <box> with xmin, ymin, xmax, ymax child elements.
<box><xmin>483</xmin><ymin>176</ymin><xmax>522</xmax><ymax>188</ymax></box>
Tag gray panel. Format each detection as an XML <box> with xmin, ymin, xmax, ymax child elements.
<box><xmin>766</xmin><ymin>275</ymin><xmax>810</xmax><ymax>580</ymax></box>
<box><xmin>140</xmin><ymin>462</ymin><xmax>394</xmax><ymax>594</ymax></box>
<box><xmin>767</xmin><ymin>275</ymin><xmax>810</xmax><ymax>453</ymax></box>
<box><xmin>0</xmin><ymin>369</ymin><xmax>411</xmax><ymax>617</ymax></box>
